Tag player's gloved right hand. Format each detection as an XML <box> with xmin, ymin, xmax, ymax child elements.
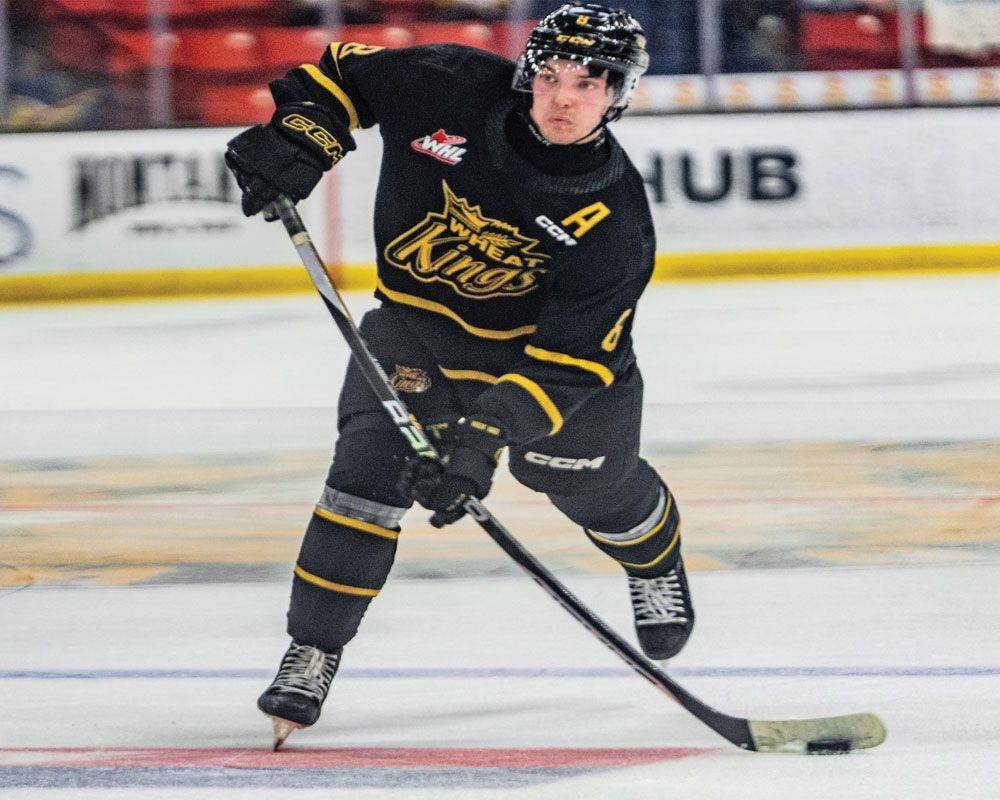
<box><xmin>398</xmin><ymin>417</ymin><xmax>506</xmax><ymax>528</ymax></box>
<box><xmin>224</xmin><ymin>101</ymin><xmax>356</xmax><ymax>217</ymax></box>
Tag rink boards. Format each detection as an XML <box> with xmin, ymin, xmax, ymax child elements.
<box><xmin>3</xmin><ymin>107</ymin><xmax>1000</xmax><ymax>304</ymax></box>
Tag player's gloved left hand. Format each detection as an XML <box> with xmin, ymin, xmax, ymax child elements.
<box><xmin>399</xmin><ymin>417</ymin><xmax>506</xmax><ymax>528</ymax></box>
<box><xmin>224</xmin><ymin>101</ymin><xmax>356</xmax><ymax>217</ymax></box>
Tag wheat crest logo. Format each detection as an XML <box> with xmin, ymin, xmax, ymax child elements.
<box><xmin>384</xmin><ymin>181</ymin><xmax>550</xmax><ymax>299</ymax></box>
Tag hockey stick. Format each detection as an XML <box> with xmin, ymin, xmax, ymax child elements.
<box><xmin>267</xmin><ymin>195</ymin><xmax>886</xmax><ymax>755</ymax></box>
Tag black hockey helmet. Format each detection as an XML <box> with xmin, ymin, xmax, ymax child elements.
<box><xmin>512</xmin><ymin>3</ymin><xmax>649</xmax><ymax>121</ymax></box>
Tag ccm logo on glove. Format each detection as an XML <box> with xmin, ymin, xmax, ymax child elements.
<box><xmin>281</xmin><ymin>113</ymin><xmax>347</xmax><ymax>162</ymax></box>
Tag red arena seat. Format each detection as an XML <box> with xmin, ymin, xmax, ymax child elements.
<box><xmin>257</xmin><ymin>27</ymin><xmax>334</xmax><ymax>72</ymax></box>
<box><xmin>114</xmin><ymin>0</ymin><xmax>201</xmax><ymax>23</ymax></box>
<box><xmin>39</xmin><ymin>0</ymin><xmax>119</xmax><ymax>20</ymax></box>
<box><xmin>801</xmin><ymin>12</ymin><xmax>901</xmax><ymax>70</ymax></box>
<box><xmin>47</xmin><ymin>21</ymin><xmax>112</xmax><ymax>72</ymax></box>
<box><xmin>192</xmin><ymin>0</ymin><xmax>275</xmax><ymax>18</ymax></box>
<box><xmin>339</xmin><ymin>23</ymin><xmax>418</xmax><ymax>49</ymax></box>
<box><xmin>40</xmin><ymin>0</ymin><xmax>277</xmax><ymax>27</ymax></box>
<box><xmin>198</xmin><ymin>83</ymin><xmax>274</xmax><ymax>125</ymax></box>
<box><xmin>412</xmin><ymin>21</ymin><xmax>508</xmax><ymax>56</ymax></box>
<box><xmin>107</xmin><ymin>30</ymin><xmax>183</xmax><ymax>75</ymax></box>
<box><xmin>180</xmin><ymin>29</ymin><xmax>263</xmax><ymax>75</ymax></box>
<box><xmin>375</xmin><ymin>0</ymin><xmax>435</xmax><ymax>24</ymax></box>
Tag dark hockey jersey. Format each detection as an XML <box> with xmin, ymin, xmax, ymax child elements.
<box><xmin>270</xmin><ymin>43</ymin><xmax>656</xmax><ymax>444</ymax></box>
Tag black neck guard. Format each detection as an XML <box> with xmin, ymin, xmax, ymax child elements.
<box><xmin>485</xmin><ymin>97</ymin><xmax>626</xmax><ymax>195</ymax></box>
<box><xmin>504</xmin><ymin>108</ymin><xmax>610</xmax><ymax>177</ymax></box>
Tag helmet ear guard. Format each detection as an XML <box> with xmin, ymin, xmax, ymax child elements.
<box><xmin>512</xmin><ymin>3</ymin><xmax>649</xmax><ymax>116</ymax></box>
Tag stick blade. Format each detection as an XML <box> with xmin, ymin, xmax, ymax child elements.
<box><xmin>749</xmin><ymin>712</ymin><xmax>887</xmax><ymax>754</ymax></box>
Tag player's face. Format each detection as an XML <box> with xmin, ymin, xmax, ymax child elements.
<box><xmin>529</xmin><ymin>58</ymin><xmax>612</xmax><ymax>145</ymax></box>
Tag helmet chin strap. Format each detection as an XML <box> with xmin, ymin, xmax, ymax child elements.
<box><xmin>520</xmin><ymin>100</ymin><xmax>612</xmax><ymax>148</ymax></box>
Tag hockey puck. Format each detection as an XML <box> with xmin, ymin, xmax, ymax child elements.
<box><xmin>806</xmin><ymin>738</ymin><xmax>852</xmax><ymax>755</ymax></box>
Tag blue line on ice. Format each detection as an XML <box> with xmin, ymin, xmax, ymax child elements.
<box><xmin>2</xmin><ymin>666</ymin><xmax>998</xmax><ymax>679</ymax></box>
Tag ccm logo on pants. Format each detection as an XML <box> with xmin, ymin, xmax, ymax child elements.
<box><xmin>524</xmin><ymin>452</ymin><xmax>606</xmax><ymax>470</ymax></box>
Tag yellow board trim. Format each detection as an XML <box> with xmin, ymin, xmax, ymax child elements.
<box><xmin>293</xmin><ymin>564</ymin><xmax>379</xmax><ymax>597</ymax></box>
<box><xmin>0</xmin><ymin>266</ymin><xmax>314</xmax><ymax>304</ymax></box>
<box><xmin>587</xmin><ymin>493</ymin><xmax>673</xmax><ymax>549</ymax></box>
<box><xmin>524</xmin><ymin>344</ymin><xmax>614</xmax><ymax>387</ymax></box>
<box><xmin>617</xmin><ymin>522</ymin><xmax>682</xmax><ymax>571</ymax></box>
<box><xmin>4</xmin><ymin>242</ymin><xmax>1000</xmax><ymax>306</ymax></box>
<box><xmin>0</xmin><ymin>264</ymin><xmax>362</xmax><ymax>305</ymax></box>
<box><xmin>439</xmin><ymin>367</ymin><xmax>500</xmax><ymax>384</ymax></box>
<box><xmin>497</xmin><ymin>374</ymin><xmax>563</xmax><ymax>435</ymax></box>
<box><xmin>299</xmin><ymin>63</ymin><xmax>360</xmax><ymax>131</ymax></box>
<box><xmin>375</xmin><ymin>279</ymin><xmax>537</xmax><ymax>340</ymax></box>
<box><xmin>313</xmin><ymin>506</ymin><xmax>399</xmax><ymax>540</ymax></box>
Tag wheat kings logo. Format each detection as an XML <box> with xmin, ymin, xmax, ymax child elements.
<box><xmin>385</xmin><ymin>181</ymin><xmax>550</xmax><ymax>299</ymax></box>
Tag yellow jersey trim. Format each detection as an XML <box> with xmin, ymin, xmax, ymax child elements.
<box><xmin>617</xmin><ymin>523</ymin><xmax>682</xmax><ymax>571</ymax></box>
<box><xmin>524</xmin><ymin>345</ymin><xmax>614</xmax><ymax>387</ymax></box>
<box><xmin>375</xmin><ymin>278</ymin><xmax>537</xmax><ymax>340</ymax></box>
<box><xmin>329</xmin><ymin>42</ymin><xmax>346</xmax><ymax>82</ymax></box>
<box><xmin>439</xmin><ymin>367</ymin><xmax>500</xmax><ymax>384</ymax></box>
<box><xmin>313</xmin><ymin>507</ymin><xmax>399</xmax><ymax>540</ymax></box>
<box><xmin>293</xmin><ymin>564</ymin><xmax>379</xmax><ymax>597</ymax></box>
<box><xmin>300</xmin><ymin>63</ymin><xmax>360</xmax><ymax>131</ymax></box>
<box><xmin>587</xmin><ymin>494</ymin><xmax>674</xmax><ymax>548</ymax></box>
<box><xmin>497</xmin><ymin>374</ymin><xmax>563</xmax><ymax>435</ymax></box>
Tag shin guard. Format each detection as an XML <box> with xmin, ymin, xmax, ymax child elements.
<box><xmin>287</xmin><ymin>487</ymin><xmax>407</xmax><ymax>652</ymax></box>
<box><xmin>584</xmin><ymin>484</ymin><xmax>682</xmax><ymax>578</ymax></box>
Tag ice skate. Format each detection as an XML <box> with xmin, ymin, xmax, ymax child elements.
<box><xmin>257</xmin><ymin>641</ymin><xmax>342</xmax><ymax>749</ymax></box>
<box><xmin>629</xmin><ymin>559</ymin><xmax>695</xmax><ymax>661</ymax></box>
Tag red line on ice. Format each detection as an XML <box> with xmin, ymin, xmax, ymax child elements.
<box><xmin>0</xmin><ymin>747</ymin><xmax>716</xmax><ymax>769</ymax></box>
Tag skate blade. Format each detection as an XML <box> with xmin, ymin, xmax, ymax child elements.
<box><xmin>270</xmin><ymin>717</ymin><xmax>305</xmax><ymax>751</ymax></box>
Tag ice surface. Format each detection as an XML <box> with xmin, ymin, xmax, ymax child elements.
<box><xmin>1</xmin><ymin>275</ymin><xmax>999</xmax><ymax>797</ymax></box>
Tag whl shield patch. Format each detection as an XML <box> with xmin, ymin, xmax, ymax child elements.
<box><xmin>412</xmin><ymin>129</ymin><xmax>468</xmax><ymax>166</ymax></box>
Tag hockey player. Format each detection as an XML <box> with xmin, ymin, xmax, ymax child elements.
<box><xmin>225</xmin><ymin>3</ymin><xmax>695</xmax><ymax>746</ymax></box>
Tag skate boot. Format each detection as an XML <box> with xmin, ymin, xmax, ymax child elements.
<box><xmin>257</xmin><ymin>641</ymin><xmax>342</xmax><ymax>749</ymax></box>
<box><xmin>629</xmin><ymin>558</ymin><xmax>695</xmax><ymax>661</ymax></box>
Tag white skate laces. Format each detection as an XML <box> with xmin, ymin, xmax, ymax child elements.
<box><xmin>272</xmin><ymin>642</ymin><xmax>340</xmax><ymax>701</ymax></box>
<box><xmin>629</xmin><ymin>570</ymin><xmax>690</xmax><ymax>626</ymax></box>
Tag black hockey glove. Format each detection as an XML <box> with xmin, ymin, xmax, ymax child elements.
<box><xmin>399</xmin><ymin>417</ymin><xmax>506</xmax><ymax>528</ymax></box>
<box><xmin>224</xmin><ymin>101</ymin><xmax>355</xmax><ymax>217</ymax></box>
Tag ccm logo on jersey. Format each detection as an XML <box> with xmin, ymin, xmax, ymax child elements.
<box><xmin>412</xmin><ymin>129</ymin><xmax>467</xmax><ymax>165</ymax></box>
<box><xmin>525</xmin><ymin>452</ymin><xmax>606</xmax><ymax>470</ymax></box>
<box><xmin>535</xmin><ymin>215</ymin><xmax>577</xmax><ymax>246</ymax></box>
